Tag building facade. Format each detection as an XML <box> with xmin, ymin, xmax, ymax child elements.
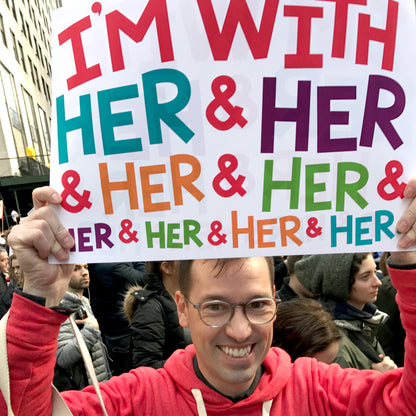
<box><xmin>0</xmin><ymin>0</ymin><xmax>59</xmax><ymax>227</ymax></box>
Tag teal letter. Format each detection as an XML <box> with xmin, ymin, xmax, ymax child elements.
<box><xmin>375</xmin><ymin>210</ymin><xmax>395</xmax><ymax>241</ymax></box>
<box><xmin>56</xmin><ymin>94</ymin><xmax>95</xmax><ymax>164</ymax></box>
<box><xmin>331</xmin><ymin>215</ymin><xmax>353</xmax><ymax>247</ymax></box>
<box><xmin>355</xmin><ymin>216</ymin><xmax>372</xmax><ymax>246</ymax></box>
<box><xmin>142</xmin><ymin>68</ymin><xmax>194</xmax><ymax>145</ymax></box>
<box><xmin>98</xmin><ymin>84</ymin><xmax>142</xmax><ymax>155</ymax></box>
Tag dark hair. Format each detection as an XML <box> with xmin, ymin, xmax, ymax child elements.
<box><xmin>378</xmin><ymin>252</ymin><xmax>390</xmax><ymax>277</ymax></box>
<box><xmin>348</xmin><ymin>253</ymin><xmax>371</xmax><ymax>292</ymax></box>
<box><xmin>178</xmin><ymin>257</ymin><xmax>275</xmax><ymax>298</ymax></box>
<box><xmin>272</xmin><ymin>298</ymin><xmax>341</xmax><ymax>360</ymax></box>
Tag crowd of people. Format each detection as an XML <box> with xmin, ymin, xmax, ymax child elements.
<box><xmin>0</xmin><ymin>182</ymin><xmax>416</xmax><ymax>414</ymax></box>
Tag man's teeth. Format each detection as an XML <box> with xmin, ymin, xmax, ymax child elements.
<box><xmin>221</xmin><ymin>346</ymin><xmax>252</xmax><ymax>357</ymax></box>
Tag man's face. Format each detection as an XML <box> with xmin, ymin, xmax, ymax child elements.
<box><xmin>176</xmin><ymin>257</ymin><xmax>275</xmax><ymax>398</ymax></box>
<box><xmin>0</xmin><ymin>252</ymin><xmax>8</xmax><ymax>274</ymax></box>
<box><xmin>10</xmin><ymin>258</ymin><xmax>22</xmax><ymax>285</ymax></box>
<box><xmin>69</xmin><ymin>264</ymin><xmax>90</xmax><ymax>292</ymax></box>
<box><xmin>348</xmin><ymin>255</ymin><xmax>381</xmax><ymax>309</ymax></box>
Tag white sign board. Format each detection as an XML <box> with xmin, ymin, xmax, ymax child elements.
<box><xmin>50</xmin><ymin>0</ymin><xmax>416</xmax><ymax>262</ymax></box>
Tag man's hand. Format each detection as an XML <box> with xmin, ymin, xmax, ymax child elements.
<box><xmin>392</xmin><ymin>177</ymin><xmax>416</xmax><ymax>265</ymax></box>
<box><xmin>7</xmin><ymin>186</ymin><xmax>75</xmax><ymax>307</ymax></box>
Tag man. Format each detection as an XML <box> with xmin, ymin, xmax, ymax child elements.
<box><xmin>0</xmin><ymin>253</ymin><xmax>24</xmax><ymax>318</ymax></box>
<box><xmin>2</xmin><ymin>184</ymin><xmax>416</xmax><ymax>415</ymax></box>
<box><xmin>54</xmin><ymin>263</ymin><xmax>111</xmax><ymax>391</ymax></box>
<box><xmin>0</xmin><ymin>248</ymin><xmax>8</xmax><ymax>297</ymax></box>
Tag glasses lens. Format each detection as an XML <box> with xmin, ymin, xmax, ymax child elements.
<box><xmin>245</xmin><ymin>298</ymin><xmax>276</xmax><ymax>324</ymax></box>
<box><xmin>199</xmin><ymin>300</ymin><xmax>232</xmax><ymax>327</ymax></box>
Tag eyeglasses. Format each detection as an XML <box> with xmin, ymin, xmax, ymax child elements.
<box><xmin>185</xmin><ymin>297</ymin><xmax>280</xmax><ymax>327</ymax></box>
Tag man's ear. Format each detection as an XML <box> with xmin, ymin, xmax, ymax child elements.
<box><xmin>176</xmin><ymin>291</ymin><xmax>189</xmax><ymax>328</ymax></box>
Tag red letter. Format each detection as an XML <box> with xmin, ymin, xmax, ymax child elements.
<box><xmin>58</xmin><ymin>16</ymin><xmax>102</xmax><ymax>90</ymax></box>
<box><xmin>320</xmin><ymin>0</ymin><xmax>367</xmax><ymax>58</ymax></box>
<box><xmin>106</xmin><ymin>0</ymin><xmax>174</xmax><ymax>70</ymax></box>
<box><xmin>284</xmin><ymin>6</ymin><xmax>324</xmax><ymax>68</ymax></box>
<box><xmin>356</xmin><ymin>0</ymin><xmax>398</xmax><ymax>71</ymax></box>
<box><xmin>197</xmin><ymin>0</ymin><xmax>279</xmax><ymax>60</ymax></box>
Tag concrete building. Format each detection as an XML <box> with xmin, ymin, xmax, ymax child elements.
<box><xmin>0</xmin><ymin>0</ymin><xmax>60</xmax><ymax>228</ymax></box>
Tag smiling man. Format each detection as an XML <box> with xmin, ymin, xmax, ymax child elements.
<box><xmin>176</xmin><ymin>258</ymin><xmax>277</xmax><ymax>400</ymax></box>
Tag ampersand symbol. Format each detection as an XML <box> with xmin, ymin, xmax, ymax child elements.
<box><xmin>119</xmin><ymin>220</ymin><xmax>139</xmax><ymax>244</ymax></box>
<box><xmin>60</xmin><ymin>170</ymin><xmax>92</xmax><ymax>213</ymax></box>
<box><xmin>212</xmin><ymin>154</ymin><xmax>247</xmax><ymax>197</ymax></box>
<box><xmin>306</xmin><ymin>217</ymin><xmax>322</xmax><ymax>238</ymax></box>
<box><xmin>207</xmin><ymin>221</ymin><xmax>227</xmax><ymax>246</ymax></box>
<box><xmin>205</xmin><ymin>75</ymin><xmax>248</xmax><ymax>131</ymax></box>
<box><xmin>377</xmin><ymin>160</ymin><xmax>407</xmax><ymax>201</ymax></box>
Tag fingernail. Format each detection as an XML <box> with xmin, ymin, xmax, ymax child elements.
<box><xmin>52</xmin><ymin>193</ymin><xmax>61</xmax><ymax>204</ymax></box>
<box><xmin>396</xmin><ymin>220</ymin><xmax>408</xmax><ymax>234</ymax></box>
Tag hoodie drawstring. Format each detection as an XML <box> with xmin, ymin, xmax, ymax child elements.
<box><xmin>192</xmin><ymin>389</ymin><xmax>207</xmax><ymax>416</ymax></box>
<box><xmin>262</xmin><ymin>399</ymin><xmax>273</xmax><ymax>415</ymax></box>
<box><xmin>191</xmin><ymin>389</ymin><xmax>274</xmax><ymax>415</ymax></box>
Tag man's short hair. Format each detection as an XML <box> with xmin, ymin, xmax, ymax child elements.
<box><xmin>178</xmin><ymin>257</ymin><xmax>275</xmax><ymax>298</ymax></box>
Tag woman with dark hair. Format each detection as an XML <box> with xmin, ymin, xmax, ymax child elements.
<box><xmin>272</xmin><ymin>298</ymin><xmax>341</xmax><ymax>364</ymax></box>
<box><xmin>123</xmin><ymin>261</ymin><xmax>192</xmax><ymax>369</ymax></box>
<box><xmin>295</xmin><ymin>253</ymin><xmax>397</xmax><ymax>371</ymax></box>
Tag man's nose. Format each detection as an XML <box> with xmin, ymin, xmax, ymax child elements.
<box><xmin>224</xmin><ymin>306</ymin><xmax>252</xmax><ymax>341</ymax></box>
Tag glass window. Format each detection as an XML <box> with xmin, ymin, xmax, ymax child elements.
<box><xmin>0</xmin><ymin>64</ymin><xmax>28</xmax><ymax>158</ymax></box>
<box><xmin>18</xmin><ymin>42</ymin><xmax>26</xmax><ymax>72</ymax></box>
<box><xmin>10</xmin><ymin>30</ymin><xmax>18</xmax><ymax>61</ymax></box>
<box><xmin>37</xmin><ymin>105</ymin><xmax>50</xmax><ymax>164</ymax></box>
<box><xmin>0</xmin><ymin>15</ymin><xmax>7</xmax><ymax>47</ymax></box>
<box><xmin>22</xmin><ymin>88</ymin><xmax>46</xmax><ymax>164</ymax></box>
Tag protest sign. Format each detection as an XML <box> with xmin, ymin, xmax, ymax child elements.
<box><xmin>50</xmin><ymin>0</ymin><xmax>416</xmax><ymax>262</ymax></box>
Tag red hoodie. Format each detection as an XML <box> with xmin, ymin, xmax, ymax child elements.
<box><xmin>2</xmin><ymin>264</ymin><xmax>416</xmax><ymax>415</ymax></box>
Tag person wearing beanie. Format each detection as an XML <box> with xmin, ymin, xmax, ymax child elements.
<box><xmin>295</xmin><ymin>253</ymin><xmax>397</xmax><ymax>372</ymax></box>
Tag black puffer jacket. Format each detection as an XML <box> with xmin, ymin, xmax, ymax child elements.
<box><xmin>124</xmin><ymin>272</ymin><xmax>191</xmax><ymax>369</ymax></box>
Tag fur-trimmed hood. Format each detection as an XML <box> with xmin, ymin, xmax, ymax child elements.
<box><xmin>123</xmin><ymin>284</ymin><xmax>145</xmax><ymax>323</ymax></box>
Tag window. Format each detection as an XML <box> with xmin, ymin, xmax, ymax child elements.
<box><xmin>33</xmin><ymin>65</ymin><xmax>40</xmax><ymax>90</ymax></box>
<box><xmin>22</xmin><ymin>88</ymin><xmax>46</xmax><ymax>164</ymax></box>
<box><xmin>0</xmin><ymin>15</ymin><xmax>7</xmax><ymax>47</ymax></box>
<box><xmin>38</xmin><ymin>105</ymin><xmax>50</xmax><ymax>164</ymax></box>
<box><xmin>26</xmin><ymin>22</ymin><xmax>31</xmax><ymax>46</ymax></box>
<box><xmin>0</xmin><ymin>65</ymin><xmax>28</xmax><ymax>158</ymax></box>
<box><xmin>18</xmin><ymin>42</ymin><xmax>26</xmax><ymax>72</ymax></box>
<box><xmin>10</xmin><ymin>30</ymin><xmax>19</xmax><ymax>61</ymax></box>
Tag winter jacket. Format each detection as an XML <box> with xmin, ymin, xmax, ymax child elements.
<box><xmin>2</xmin><ymin>263</ymin><xmax>416</xmax><ymax>415</ymax></box>
<box><xmin>54</xmin><ymin>291</ymin><xmax>111</xmax><ymax>390</ymax></box>
<box><xmin>124</xmin><ymin>272</ymin><xmax>190</xmax><ymax>369</ymax></box>
<box><xmin>323</xmin><ymin>298</ymin><xmax>388</xmax><ymax>369</ymax></box>
<box><xmin>375</xmin><ymin>275</ymin><xmax>405</xmax><ymax>366</ymax></box>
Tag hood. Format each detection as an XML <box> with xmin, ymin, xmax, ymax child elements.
<box><xmin>295</xmin><ymin>254</ymin><xmax>355</xmax><ymax>301</ymax></box>
<box><xmin>164</xmin><ymin>345</ymin><xmax>293</xmax><ymax>414</ymax></box>
<box><xmin>60</xmin><ymin>291</ymin><xmax>83</xmax><ymax>310</ymax></box>
<box><xmin>123</xmin><ymin>284</ymin><xmax>144</xmax><ymax>322</ymax></box>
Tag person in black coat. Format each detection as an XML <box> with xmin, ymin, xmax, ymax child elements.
<box><xmin>123</xmin><ymin>261</ymin><xmax>192</xmax><ymax>369</ymax></box>
<box><xmin>88</xmin><ymin>262</ymin><xmax>145</xmax><ymax>375</ymax></box>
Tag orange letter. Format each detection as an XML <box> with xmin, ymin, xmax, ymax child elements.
<box><xmin>279</xmin><ymin>215</ymin><xmax>302</xmax><ymax>246</ymax></box>
<box><xmin>170</xmin><ymin>154</ymin><xmax>205</xmax><ymax>205</ymax></box>
<box><xmin>99</xmin><ymin>162</ymin><xmax>138</xmax><ymax>215</ymax></box>
<box><xmin>140</xmin><ymin>164</ymin><xmax>171</xmax><ymax>212</ymax></box>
